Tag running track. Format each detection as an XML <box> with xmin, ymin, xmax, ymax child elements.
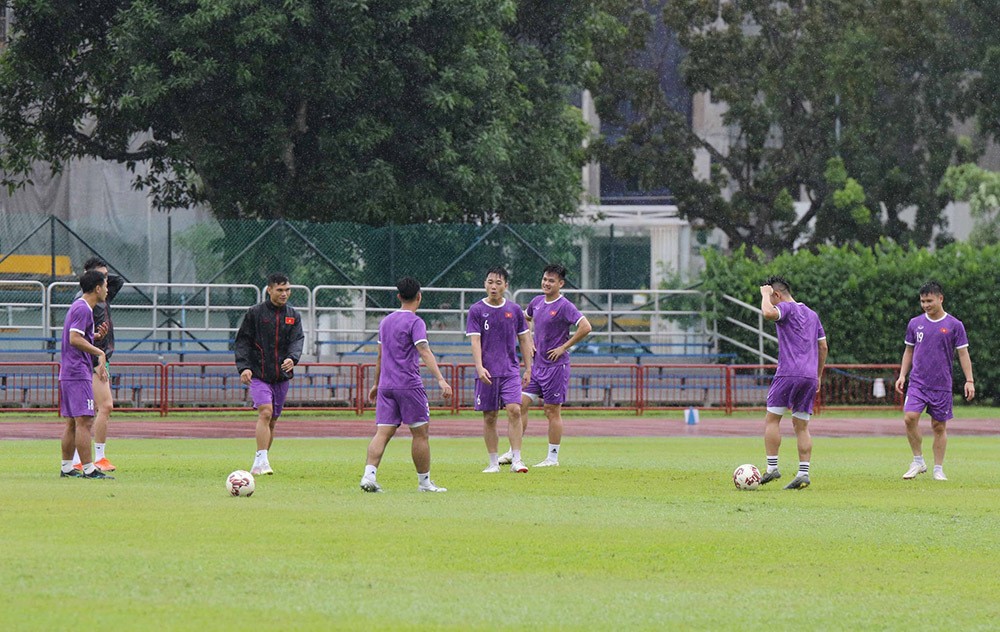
<box><xmin>2</xmin><ymin>416</ymin><xmax>999</xmax><ymax>440</ymax></box>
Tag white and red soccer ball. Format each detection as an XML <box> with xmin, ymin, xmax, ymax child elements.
<box><xmin>733</xmin><ymin>464</ymin><xmax>762</xmax><ymax>490</ymax></box>
<box><xmin>226</xmin><ymin>470</ymin><xmax>255</xmax><ymax>497</ymax></box>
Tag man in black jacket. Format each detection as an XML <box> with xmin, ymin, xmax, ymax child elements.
<box><xmin>71</xmin><ymin>257</ymin><xmax>125</xmax><ymax>473</ymax></box>
<box><xmin>234</xmin><ymin>273</ymin><xmax>305</xmax><ymax>476</ymax></box>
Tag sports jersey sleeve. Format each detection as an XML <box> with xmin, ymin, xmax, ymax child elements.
<box><xmin>816</xmin><ymin>318</ymin><xmax>826</xmax><ymax>341</ymax></box>
<box><xmin>565</xmin><ymin>301</ymin><xmax>584</xmax><ymax>326</ymax></box>
<box><xmin>68</xmin><ymin>305</ymin><xmax>92</xmax><ymax>336</ymax></box>
<box><xmin>526</xmin><ymin>298</ymin><xmax>536</xmax><ymax>321</ymax></box>
<box><xmin>411</xmin><ymin>317</ymin><xmax>428</xmax><ymax>346</ymax></box>
<box><xmin>904</xmin><ymin>319</ymin><xmax>916</xmax><ymax>346</ymax></box>
<box><xmin>516</xmin><ymin>305</ymin><xmax>529</xmax><ymax>335</ymax></box>
<box><xmin>954</xmin><ymin>320</ymin><xmax>969</xmax><ymax>349</ymax></box>
<box><xmin>465</xmin><ymin>306</ymin><xmax>482</xmax><ymax>337</ymax></box>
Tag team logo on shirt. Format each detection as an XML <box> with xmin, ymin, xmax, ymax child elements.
<box><xmin>505</xmin><ymin>312</ymin><xmax>512</xmax><ymax>318</ymax></box>
<box><xmin>549</xmin><ymin>310</ymin><xmax>557</xmax><ymax>316</ymax></box>
<box><xmin>939</xmin><ymin>327</ymin><xmax>948</xmax><ymax>334</ymax></box>
<box><xmin>285</xmin><ymin>317</ymin><xmax>295</xmax><ymax>324</ymax></box>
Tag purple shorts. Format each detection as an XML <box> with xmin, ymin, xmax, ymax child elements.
<box><xmin>249</xmin><ymin>378</ymin><xmax>290</xmax><ymax>418</ymax></box>
<box><xmin>523</xmin><ymin>364</ymin><xmax>571</xmax><ymax>405</ymax></box>
<box><xmin>474</xmin><ymin>374</ymin><xmax>523</xmax><ymax>411</ymax></box>
<box><xmin>60</xmin><ymin>379</ymin><xmax>95</xmax><ymax>418</ymax></box>
<box><xmin>376</xmin><ymin>388</ymin><xmax>430</xmax><ymax>426</ymax></box>
<box><xmin>766</xmin><ymin>376</ymin><xmax>818</xmax><ymax>418</ymax></box>
<box><xmin>904</xmin><ymin>386</ymin><xmax>953</xmax><ymax>422</ymax></box>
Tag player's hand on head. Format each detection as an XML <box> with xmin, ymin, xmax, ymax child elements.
<box><xmin>760</xmin><ymin>285</ymin><xmax>772</xmax><ymax>296</ymax></box>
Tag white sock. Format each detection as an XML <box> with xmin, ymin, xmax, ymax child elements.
<box><xmin>73</xmin><ymin>449</ymin><xmax>82</xmax><ymax>466</ymax></box>
<box><xmin>488</xmin><ymin>452</ymin><xmax>499</xmax><ymax>467</ymax></box>
<box><xmin>933</xmin><ymin>465</ymin><xmax>944</xmax><ymax>473</ymax></box>
<box><xmin>61</xmin><ymin>459</ymin><xmax>74</xmax><ymax>473</ymax></box>
<box><xmin>83</xmin><ymin>462</ymin><xmax>96</xmax><ymax>475</ymax></box>
<box><xmin>418</xmin><ymin>472</ymin><xmax>430</xmax><ymax>485</ymax></box>
<box><xmin>255</xmin><ymin>449</ymin><xmax>268</xmax><ymax>465</ymax></box>
<box><xmin>548</xmin><ymin>444</ymin><xmax>560</xmax><ymax>460</ymax></box>
<box><xmin>914</xmin><ymin>455</ymin><xmax>925</xmax><ymax>466</ymax></box>
<box><xmin>363</xmin><ymin>465</ymin><xmax>377</xmax><ymax>480</ymax></box>
<box><xmin>798</xmin><ymin>461</ymin><xmax>810</xmax><ymax>476</ymax></box>
<box><xmin>766</xmin><ymin>456</ymin><xmax>779</xmax><ymax>472</ymax></box>
<box><xmin>95</xmin><ymin>443</ymin><xmax>106</xmax><ymax>461</ymax></box>
<box><xmin>512</xmin><ymin>450</ymin><xmax>521</xmax><ymax>463</ymax></box>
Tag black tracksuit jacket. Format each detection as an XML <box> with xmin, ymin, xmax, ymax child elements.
<box><xmin>234</xmin><ymin>300</ymin><xmax>305</xmax><ymax>383</ymax></box>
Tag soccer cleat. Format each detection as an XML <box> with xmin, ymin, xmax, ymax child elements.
<box><xmin>534</xmin><ymin>459</ymin><xmax>559</xmax><ymax>468</ymax></box>
<box><xmin>60</xmin><ymin>469</ymin><xmax>83</xmax><ymax>478</ymax></box>
<box><xmin>82</xmin><ymin>469</ymin><xmax>115</xmax><ymax>480</ymax></box>
<box><xmin>933</xmin><ymin>470</ymin><xmax>948</xmax><ymax>481</ymax></box>
<box><xmin>902</xmin><ymin>462</ymin><xmax>927</xmax><ymax>479</ymax></box>
<box><xmin>94</xmin><ymin>457</ymin><xmax>117</xmax><ymax>472</ymax></box>
<box><xmin>482</xmin><ymin>465</ymin><xmax>501</xmax><ymax>473</ymax></box>
<box><xmin>783</xmin><ymin>474</ymin><xmax>810</xmax><ymax>490</ymax></box>
<box><xmin>360</xmin><ymin>477</ymin><xmax>383</xmax><ymax>493</ymax></box>
<box><xmin>418</xmin><ymin>481</ymin><xmax>447</xmax><ymax>493</ymax></box>
<box><xmin>497</xmin><ymin>450</ymin><xmax>514</xmax><ymax>465</ymax></box>
<box><xmin>759</xmin><ymin>469</ymin><xmax>781</xmax><ymax>485</ymax></box>
<box><xmin>510</xmin><ymin>461</ymin><xmax>529</xmax><ymax>474</ymax></box>
<box><xmin>73</xmin><ymin>463</ymin><xmax>83</xmax><ymax>472</ymax></box>
<box><xmin>251</xmin><ymin>464</ymin><xmax>274</xmax><ymax>476</ymax></box>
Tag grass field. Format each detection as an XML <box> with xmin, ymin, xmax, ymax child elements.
<box><xmin>3</xmin><ymin>435</ymin><xmax>999</xmax><ymax>630</ymax></box>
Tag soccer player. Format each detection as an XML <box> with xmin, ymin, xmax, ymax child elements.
<box><xmin>894</xmin><ymin>281</ymin><xmax>974</xmax><ymax>481</ymax></box>
<box><xmin>467</xmin><ymin>266</ymin><xmax>534</xmax><ymax>473</ymax></box>
<box><xmin>234</xmin><ymin>273</ymin><xmax>305</xmax><ymax>476</ymax></box>
<box><xmin>360</xmin><ymin>277</ymin><xmax>453</xmax><ymax>493</ymax></box>
<box><xmin>59</xmin><ymin>269</ymin><xmax>114</xmax><ymax>479</ymax></box>
<box><xmin>71</xmin><ymin>257</ymin><xmax>124</xmax><ymax>473</ymax></box>
<box><xmin>757</xmin><ymin>276</ymin><xmax>828</xmax><ymax>490</ymax></box>
<box><xmin>499</xmin><ymin>264</ymin><xmax>591</xmax><ymax>467</ymax></box>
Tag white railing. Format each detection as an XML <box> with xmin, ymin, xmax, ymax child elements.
<box><xmin>0</xmin><ymin>282</ymin><xmax>774</xmax><ymax>363</ymax></box>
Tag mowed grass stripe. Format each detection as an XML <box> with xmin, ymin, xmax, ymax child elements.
<box><xmin>2</xmin><ymin>437</ymin><xmax>998</xmax><ymax>630</ymax></box>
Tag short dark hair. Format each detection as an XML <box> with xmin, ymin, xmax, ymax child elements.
<box><xmin>919</xmin><ymin>281</ymin><xmax>943</xmax><ymax>296</ymax></box>
<box><xmin>79</xmin><ymin>269</ymin><xmax>107</xmax><ymax>294</ymax></box>
<box><xmin>267</xmin><ymin>272</ymin><xmax>290</xmax><ymax>286</ymax></box>
<box><xmin>397</xmin><ymin>276</ymin><xmax>421</xmax><ymax>301</ymax></box>
<box><xmin>486</xmin><ymin>266</ymin><xmax>509</xmax><ymax>283</ymax></box>
<box><xmin>765</xmin><ymin>275</ymin><xmax>791</xmax><ymax>295</ymax></box>
<box><xmin>83</xmin><ymin>257</ymin><xmax>108</xmax><ymax>272</ymax></box>
<box><xmin>543</xmin><ymin>264</ymin><xmax>567</xmax><ymax>281</ymax></box>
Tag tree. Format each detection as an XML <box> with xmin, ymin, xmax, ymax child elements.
<box><xmin>0</xmin><ymin>0</ymin><xmax>595</xmax><ymax>223</ymax></box>
<box><xmin>938</xmin><ymin>163</ymin><xmax>1000</xmax><ymax>246</ymax></box>
<box><xmin>590</xmin><ymin>0</ymin><xmax>972</xmax><ymax>256</ymax></box>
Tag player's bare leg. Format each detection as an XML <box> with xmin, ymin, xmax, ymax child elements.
<box><xmin>535</xmin><ymin>403</ymin><xmax>563</xmax><ymax>466</ymax></box>
<box><xmin>902</xmin><ymin>411</ymin><xmax>928</xmax><ymax>479</ymax></box>
<box><xmin>360</xmin><ymin>425</ymin><xmax>396</xmax><ymax>492</ymax></box>
<box><xmin>760</xmin><ymin>411</ymin><xmax>783</xmax><ymax>484</ymax></box>
<box><xmin>411</xmin><ymin>423</ymin><xmax>445</xmax><ymax>491</ymax></box>
<box><xmin>92</xmin><ymin>371</ymin><xmax>116</xmax><ymax>471</ymax></box>
<box><xmin>505</xmin><ymin>403</ymin><xmax>528</xmax><ymax>472</ymax></box>
<box><xmin>482</xmin><ymin>411</ymin><xmax>501</xmax><ymax>472</ymax></box>
<box><xmin>502</xmin><ymin>394</ymin><xmax>534</xmax><ymax>464</ymax></box>
<box><xmin>931</xmin><ymin>419</ymin><xmax>948</xmax><ymax>480</ymax></box>
<box><xmin>251</xmin><ymin>404</ymin><xmax>275</xmax><ymax>475</ymax></box>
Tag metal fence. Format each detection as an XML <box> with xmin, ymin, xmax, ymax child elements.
<box><xmin>0</xmin><ymin>361</ymin><xmax>903</xmax><ymax>415</ymax></box>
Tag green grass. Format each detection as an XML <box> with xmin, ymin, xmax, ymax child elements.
<box><xmin>3</xmin><ymin>436</ymin><xmax>999</xmax><ymax>630</ymax></box>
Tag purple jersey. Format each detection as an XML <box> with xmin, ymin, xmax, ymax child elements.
<box><xmin>377</xmin><ymin>310</ymin><xmax>428</xmax><ymax>389</ymax></box>
<box><xmin>466</xmin><ymin>298</ymin><xmax>528</xmax><ymax>377</ymax></box>
<box><xmin>904</xmin><ymin>313</ymin><xmax>968</xmax><ymax>392</ymax></box>
<box><xmin>773</xmin><ymin>301</ymin><xmax>826</xmax><ymax>379</ymax></box>
<box><xmin>60</xmin><ymin>299</ymin><xmax>95</xmax><ymax>381</ymax></box>
<box><xmin>526</xmin><ymin>295</ymin><xmax>585</xmax><ymax>369</ymax></box>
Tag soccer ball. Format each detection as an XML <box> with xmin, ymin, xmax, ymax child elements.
<box><xmin>226</xmin><ymin>470</ymin><xmax>255</xmax><ymax>497</ymax></box>
<box><xmin>733</xmin><ymin>464</ymin><xmax>762</xmax><ymax>490</ymax></box>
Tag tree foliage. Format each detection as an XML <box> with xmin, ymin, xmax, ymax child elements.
<box><xmin>938</xmin><ymin>163</ymin><xmax>1000</xmax><ymax>246</ymax></box>
<box><xmin>0</xmin><ymin>0</ymin><xmax>597</xmax><ymax>223</ymax></box>
<box><xmin>591</xmin><ymin>0</ymin><xmax>972</xmax><ymax>255</ymax></box>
